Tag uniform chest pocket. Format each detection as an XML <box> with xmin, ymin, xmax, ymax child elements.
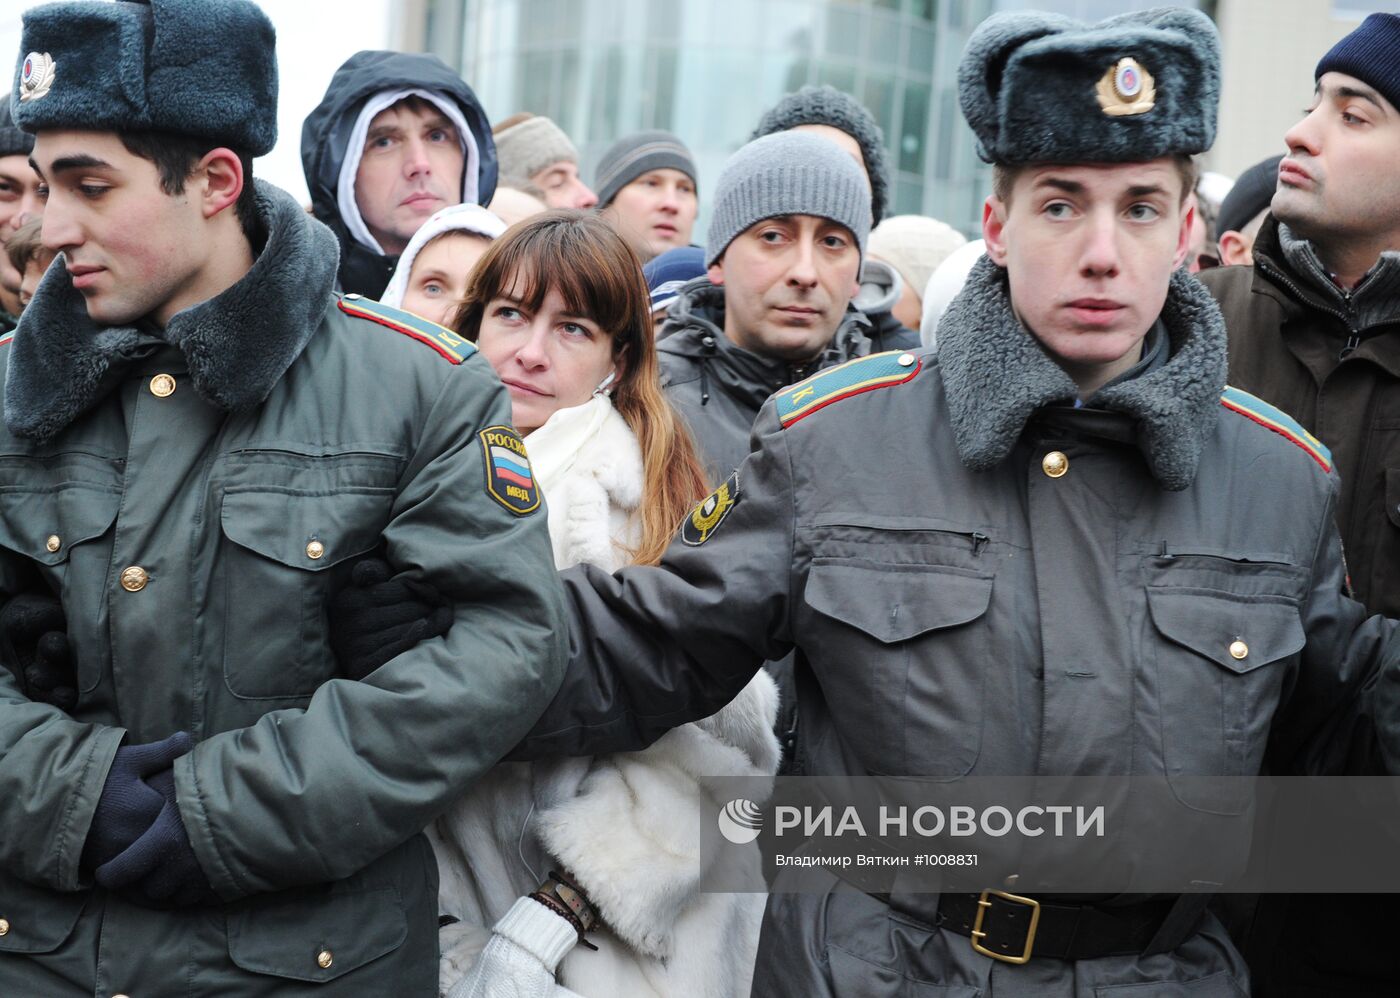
<box><xmin>803</xmin><ymin>560</ymin><xmax>994</xmax><ymax>780</ymax></box>
<box><xmin>219</xmin><ymin>489</ymin><xmax>392</xmax><ymax>700</ymax></box>
<box><xmin>1148</xmin><ymin>586</ymin><xmax>1305</xmax><ymax>814</ymax></box>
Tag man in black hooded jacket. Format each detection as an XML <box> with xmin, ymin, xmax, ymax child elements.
<box><xmin>301</xmin><ymin>50</ymin><xmax>497</xmax><ymax>300</ymax></box>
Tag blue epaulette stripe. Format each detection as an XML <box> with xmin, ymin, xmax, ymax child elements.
<box><xmin>776</xmin><ymin>351</ymin><xmax>921</xmax><ymax>428</ymax></box>
<box><xmin>1220</xmin><ymin>385</ymin><xmax>1332</xmax><ymax>473</ymax></box>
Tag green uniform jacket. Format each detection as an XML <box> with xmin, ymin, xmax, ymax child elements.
<box><xmin>0</xmin><ymin>184</ymin><xmax>568</xmax><ymax>995</ymax></box>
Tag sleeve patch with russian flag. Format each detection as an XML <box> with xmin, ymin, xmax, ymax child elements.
<box><xmin>775</xmin><ymin>350</ymin><xmax>922</xmax><ymax>428</ymax></box>
<box><xmin>1220</xmin><ymin>385</ymin><xmax>1332</xmax><ymax>474</ymax></box>
<box><xmin>479</xmin><ymin>425</ymin><xmax>541</xmax><ymax>515</ymax></box>
<box><xmin>338</xmin><ymin>293</ymin><xmax>476</xmax><ymax>364</ymax></box>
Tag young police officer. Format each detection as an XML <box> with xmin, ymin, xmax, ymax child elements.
<box><xmin>497</xmin><ymin>8</ymin><xmax>1400</xmax><ymax>996</ymax></box>
<box><xmin>0</xmin><ymin>1</ymin><xmax>565</xmax><ymax>994</ymax></box>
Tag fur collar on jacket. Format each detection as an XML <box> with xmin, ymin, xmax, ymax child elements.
<box><xmin>4</xmin><ymin>181</ymin><xmax>339</xmax><ymax>440</ymax></box>
<box><xmin>936</xmin><ymin>256</ymin><xmax>1226</xmax><ymax>491</ymax></box>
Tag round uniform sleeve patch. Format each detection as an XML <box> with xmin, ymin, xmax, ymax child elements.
<box><xmin>479</xmin><ymin>425</ymin><xmax>541</xmax><ymax>516</ymax></box>
<box><xmin>682</xmin><ymin>470</ymin><xmax>741</xmax><ymax>546</ymax></box>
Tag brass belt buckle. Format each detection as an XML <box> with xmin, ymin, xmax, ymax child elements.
<box><xmin>970</xmin><ymin>889</ymin><xmax>1041</xmax><ymax>964</ymax></box>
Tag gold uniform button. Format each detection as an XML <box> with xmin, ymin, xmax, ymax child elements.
<box><xmin>0</xmin><ymin>917</ymin><xmax>10</xmax><ymax>935</ymax></box>
<box><xmin>897</xmin><ymin>352</ymin><xmax>916</xmax><ymax>367</ymax></box>
<box><xmin>1042</xmin><ymin>451</ymin><xmax>1069</xmax><ymax>478</ymax></box>
<box><xmin>120</xmin><ymin>566</ymin><xmax>149</xmax><ymax>592</ymax></box>
<box><xmin>149</xmin><ymin>373</ymin><xmax>176</xmax><ymax>398</ymax></box>
<box><xmin>317</xmin><ymin>950</ymin><xmax>334</xmax><ymax>969</ymax></box>
<box><xmin>46</xmin><ymin>534</ymin><xmax>61</xmax><ymax>553</ymax></box>
<box><xmin>1229</xmin><ymin>640</ymin><xmax>1249</xmax><ymax>661</ymax></box>
<box><xmin>306</xmin><ymin>540</ymin><xmax>325</xmax><ymax>561</ymax></box>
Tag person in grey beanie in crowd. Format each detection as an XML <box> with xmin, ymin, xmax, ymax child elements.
<box><xmin>1199</xmin><ymin>14</ymin><xmax>1400</xmax><ymax>997</ymax></box>
<box><xmin>492</xmin><ymin>112</ymin><xmax>597</xmax><ymax>210</ymax></box>
<box><xmin>595</xmin><ymin>130</ymin><xmax>698</xmax><ymax>263</ymax></box>
<box><xmin>0</xmin><ymin>99</ymin><xmax>41</xmax><ymax>332</ymax></box>
<box><xmin>752</xmin><ymin>85</ymin><xmax>918</xmax><ymax>347</ymax></box>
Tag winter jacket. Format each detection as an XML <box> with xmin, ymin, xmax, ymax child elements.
<box><xmin>0</xmin><ymin>182</ymin><xmax>567</xmax><ymax>996</ymax></box>
<box><xmin>301</xmin><ymin>50</ymin><xmax>498</xmax><ymax>300</ymax></box>
<box><xmin>1201</xmin><ymin>216</ymin><xmax>1400</xmax><ymax>997</ymax></box>
<box><xmin>433</xmin><ymin>397</ymin><xmax>779</xmax><ymax>998</ymax></box>
<box><xmin>512</xmin><ymin>258</ymin><xmax>1400</xmax><ymax>996</ymax></box>
<box><xmin>656</xmin><ymin>278</ymin><xmax>888</xmax><ymax>484</ymax></box>
<box><xmin>1202</xmin><ymin>214</ymin><xmax>1400</xmax><ymax>617</ymax></box>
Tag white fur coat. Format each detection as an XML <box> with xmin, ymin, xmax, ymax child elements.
<box><xmin>434</xmin><ymin>399</ymin><xmax>779</xmax><ymax>998</ymax></box>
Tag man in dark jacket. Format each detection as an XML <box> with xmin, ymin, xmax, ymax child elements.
<box><xmin>0</xmin><ymin>3</ymin><xmax>564</xmax><ymax>994</ymax></box>
<box><xmin>301</xmin><ymin>50</ymin><xmax>497</xmax><ymax>300</ymax></box>
<box><xmin>658</xmin><ymin>131</ymin><xmax>880</xmax><ymax>485</ymax></box>
<box><xmin>1198</xmin><ymin>14</ymin><xmax>1400</xmax><ymax>997</ymax></box>
<box><xmin>503</xmin><ymin>9</ymin><xmax>1400</xmax><ymax>995</ymax></box>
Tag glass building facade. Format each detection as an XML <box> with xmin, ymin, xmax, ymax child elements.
<box><xmin>409</xmin><ymin>0</ymin><xmax>1195</xmax><ymax>235</ymax></box>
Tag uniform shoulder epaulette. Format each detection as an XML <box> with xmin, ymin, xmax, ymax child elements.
<box><xmin>775</xmin><ymin>350</ymin><xmax>922</xmax><ymax>428</ymax></box>
<box><xmin>1220</xmin><ymin>385</ymin><xmax>1332</xmax><ymax>473</ymax></box>
<box><xmin>0</xmin><ymin>334</ymin><xmax>14</xmax><ymax>349</ymax></box>
<box><xmin>337</xmin><ymin>293</ymin><xmax>476</xmax><ymax>365</ymax></box>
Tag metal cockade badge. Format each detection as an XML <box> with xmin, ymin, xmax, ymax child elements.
<box><xmin>1095</xmin><ymin>56</ymin><xmax>1155</xmax><ymax>116</ymax></box>
<box><xmin>19</xmin><ymin>52</ymin><xmax>56</xmax><ymax>102</ymax></box>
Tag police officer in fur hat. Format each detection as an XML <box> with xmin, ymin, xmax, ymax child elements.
<box><xmin>0</xmin><ymin>1</ymin><xmax>566</xmax><ymax>993</ymax></box>
<box><xmin>346</xmin><ymin>7</ymin><xmax>1400</xmax><ymax>995</ymax></box>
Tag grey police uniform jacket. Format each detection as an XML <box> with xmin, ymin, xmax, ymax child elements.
<box><xmin>516</xmin><ymin>260</ymin><xmax>1400</xmax><ymax>996</ymax></box>
<box><xmin>0</xmin><ymin>184</ymin><xmax>568</xmax><ymax>996</ymax></box>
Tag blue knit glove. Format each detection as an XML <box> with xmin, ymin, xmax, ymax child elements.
<box><xmin>83</xmin><ymin>731</ymin><xmax>216</xmax><ymax>908</ymax></box>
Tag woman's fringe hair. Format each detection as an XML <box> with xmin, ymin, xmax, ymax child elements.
<box><xmin>455</xmin><ymin>209</ymin><xmax>711</xmax><ymax>565</ymax></box>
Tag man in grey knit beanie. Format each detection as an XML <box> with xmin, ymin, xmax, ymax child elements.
<box><xmin>491</xmin><ymin>112</ymin><xmax>596</xmax><ymax>209</ymax></box>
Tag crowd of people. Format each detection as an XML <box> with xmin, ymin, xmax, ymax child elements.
<box><xmin>2</xmin><ymin>1</ymin><xmax>1400</xmax><ymax>996</ymax></box>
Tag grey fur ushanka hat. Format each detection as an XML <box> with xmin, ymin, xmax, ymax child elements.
<box><xmin>958</xmin><ymin>6</ymin><xmax>1220</xmax><ymax>166</ymax></box>
<box><xmin>10</xmin><ymin>0</ymin><xmax>278</xmax><ymax>156</ymax></box>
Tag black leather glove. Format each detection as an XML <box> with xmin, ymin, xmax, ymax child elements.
<box><xmin>0</xmin><ymin>593</ymin><xmax>77</xmax><ymax>710</ymax></box>
<box><xmin>329</xmin><ymin>558</ymin><xmax>453</xmax><ymax>681</ymax></box>
<box><xmin>82</xmin><ymin>731</ymin><xmax>215</xmax><ymax>908</ymax></box>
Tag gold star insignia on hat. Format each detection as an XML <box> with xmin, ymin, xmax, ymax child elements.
<box><xmin>1095</xmin><ymin>57</ymin><xmax>1155</xmax><ymax>116</ymax></box>
<box><xmin>19</xmin><ymin>52</ymin><xmax>56</xmax><ymax>102</ymax></box>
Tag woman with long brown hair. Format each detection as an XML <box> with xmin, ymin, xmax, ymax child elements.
<box><xmin>433</xmin><ymin>211</ymin><xmax>779</xmax><ymax>998</ymax></box>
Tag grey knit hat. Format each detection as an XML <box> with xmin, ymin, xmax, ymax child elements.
<box><xmin>493</xmin><ymin>114</ymin><xmax>579</xmax><ymax>183</ymax></box>
<box><xmin>705</xmin><ymin>131</ymin><xmax>872</xmax><ymax>267</ymax></box>
<box><xmin>0</xmin><ymin>99</ymin><xmax>33</xmax><ymax>158</ymax></box>
<box><xmin>594</xmin><ymin>131</ymin><xmax>697</xmax><ymax>207</ymax></box>
<box><xmin>11</xmin><ymin>0</ymin><xmax>278</xmax><ymax>156</ymax></box>
<box><xmin>958</xmin><ymin>6</ymin><xmax>1219</xmax><ymax>166</ymax></box>
<box><xmin>751</xmin><ymin>85</ymin><xmax>890</xmax><ymax>225</ymax></box>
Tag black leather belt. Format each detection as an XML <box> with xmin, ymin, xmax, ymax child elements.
<box><xmin>934</xmin><ymin>890</ymin><xmax>1180</xmax><ymax>964</ymax></box>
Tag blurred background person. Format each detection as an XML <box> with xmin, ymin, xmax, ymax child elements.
<box><xmin>380</xmin><ymin>203</ymin><xmax>506</xmax><ymax>326</ymax></box>
<box><xmin>301</xmin><ymin>50</ymin><xmax>497</xmax><ymax>299</ymax></box>
<box><xmin>493</xmin><ymin>112</ymin><xmax>597</xmax><ymax>209</ymax></box>
<box><xmin>920</xmin><ymin>238</ymin><xmax>986</xmax><ymax>349</ymax></box>
<box><xmin>489</xmin><ymin>183</ymin><xmax>550</xmax><ymax>227</ymax></box>
<box><xmin>428</xmin><ymin>210</ymin><xmax>777</xmax><ymax>998</ymax></box>
<box><xmin>1214</xmin><ymin>154</ymin><xmax>1284</xmax><ymax>267</ymax></box>
<box><xmin>4</xmin><ymin>218</ymin><xmax>54</xmax><ymax>312</ymax></box>
<box><xmin>0</xmin><ymin>100</ymin><xmax>41</xmax><ymax>332</ymax></box>
<box><xmin>863</xmin><ymin>214</ymin><xmax>967</xmax><ymax>341</ymax></box>
<box><xmin>594</xmin><ymin>131</ymin><xmax>698</xmax><ymax>264</ymax></box>
<box><xmin>643</xmin><ymin>245</ymin><xmax>706</xmax><ymax>336</ymax></box>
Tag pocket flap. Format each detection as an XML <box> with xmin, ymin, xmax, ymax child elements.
<box><xmin>1147</xmin><ymin>588</ymin><xmax>1305</xmax><ymax>673</ymax></box>
<box><xmin>0</xmin><ymin>872</ymin><xmax>88</xmax><ymax>955</ymax></box>
<box><xmin>220</xmin><ymin>490</ymin><xmax>391</xmax><ymax>571</ymax></box>
<box><xmin>0</xmin><ymin>487</ymin><xmax>121</xmax><ymax>566</ymax></box>
<box><xmin>805</xmin><ymin>562</ymin><xmax>993</xmax><ymax>643</ymax></box>
<box><xmin>227</xmin><ymin>887</ymin><xmax>406</xmax><ymax>982</ymax></box>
